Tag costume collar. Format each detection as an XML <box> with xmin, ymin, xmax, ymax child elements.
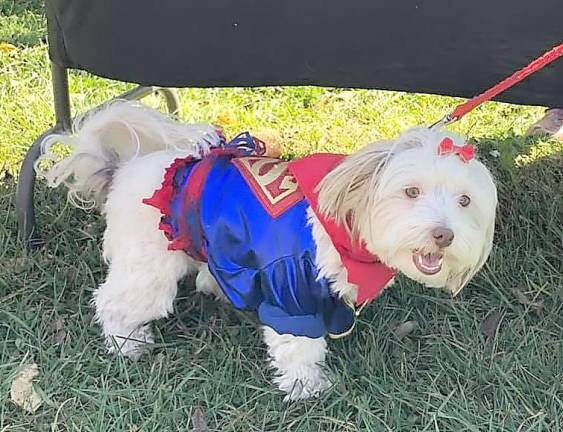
<box><xmin>288</xmin><ymin>154</ymin><xmax>396</xmax><ymax>306</ymax></box>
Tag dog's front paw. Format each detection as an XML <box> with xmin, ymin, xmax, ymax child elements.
<box><xmin>105</xmin><ymin>325</ymin><xmax>154</xmax><ymax>361</ymax></box>
<box><xmin>274</xmin><ymin>366</ymin><xmax>332</xmax><ymax>401</ymax></box>
<box><xmin>262</xmin><ymin>327</ymin><xmax>331</xmax><ymax>401</ymax></box>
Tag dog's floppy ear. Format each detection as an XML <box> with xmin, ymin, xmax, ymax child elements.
<box><xmin>316</xmin><ymin>132</ymin><xmax>423</xmax><ymax>238</ymax></box>
<box><xmin>446</xmin><ymin>204</ymin><xmax>496</xmax><ymax>296</ymax></box>
<box><xmin>316</xmin><ymin>141</ymin><xmax>395</xmax><ymax>238</ymax></box>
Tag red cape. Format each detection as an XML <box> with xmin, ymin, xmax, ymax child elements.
<box><xmin>289</xmin><ymin>154</ymin><xmax>396</xmax><ymax>305</ymax></box>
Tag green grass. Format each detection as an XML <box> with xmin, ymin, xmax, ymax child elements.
<box><xmin>1</xmin><ymin>3</ymin><xmax>562</xmax><ymax>431</ymax></box>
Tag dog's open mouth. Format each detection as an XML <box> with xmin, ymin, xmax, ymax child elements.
<box><xmin>412</xmin><ymin>251</ymin><xmax>443</xmax><ymax>275</ymax></box>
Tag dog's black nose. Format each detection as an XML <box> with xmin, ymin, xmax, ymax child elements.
<box><xmin>432</xmin><ymin>227</ymin><xmax>454</xmax><ymax>248</ymax></box>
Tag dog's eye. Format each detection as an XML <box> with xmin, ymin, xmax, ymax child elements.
<box><xmin>404</xmin><ymin>187</ymin><xmax>420</xmax><ymax>198</ymax></box>
<box><xmin>459</xmin><ymin>195</ymin><xmax>471</xmax><ymax>207</ymax></box>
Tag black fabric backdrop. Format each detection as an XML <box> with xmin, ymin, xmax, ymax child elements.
<box><xmin>47</xmin><ymin>0</ymin><xmax>563</xmax><ymax>107</ymax></box>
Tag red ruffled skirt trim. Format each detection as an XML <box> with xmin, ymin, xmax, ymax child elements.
<box><xmin>142</xmin><ymin>157</ymin><xmax>195</xmax><ymax>252</ymax></box>
<box><xmin>142</xmin><ymin>148</ymin><xmax>243</xmax><ymax>255</ymax></box>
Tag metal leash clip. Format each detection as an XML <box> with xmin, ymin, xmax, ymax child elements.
<box><xmin>429</xmin><ymin>112</ymin><xmax>457</xmax><ymax>130</ymax></box>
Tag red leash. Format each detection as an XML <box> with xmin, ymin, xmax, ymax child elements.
<box><xmin>433</xmin><ymin>42</ymin><xmax>563</xmax><ymax>127</ymax></box>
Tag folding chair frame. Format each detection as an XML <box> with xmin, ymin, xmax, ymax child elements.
<box><xmin>15</xmin><ymin>61</ymin><xmax>180</xmax><ymax>246</ymax></box>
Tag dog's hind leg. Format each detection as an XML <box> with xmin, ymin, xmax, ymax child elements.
<box><xmin>93</xmin><ymin>251</ymin><xmax>192</xmax><ymax>360</ymax></box>
<box><xmin>93</xmin><ymin>151</ymin><xmax>197</xmax><ymax>360</ymax></box>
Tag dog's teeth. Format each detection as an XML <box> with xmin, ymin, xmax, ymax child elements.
<box><xmin>413</xmin><ymin>252</ymin><xmax>443</xmax><ymax>274</ymax></box>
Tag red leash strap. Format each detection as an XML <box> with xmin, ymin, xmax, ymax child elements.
<box><xmin>434</xmin><ymin>42</ymin><xmax>563</xmax><ymax>126</ymax></box>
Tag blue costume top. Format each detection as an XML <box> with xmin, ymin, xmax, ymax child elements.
<box><xmin>143</xmin><ymin>148</ymin><xmax>356</xmax><ymax>339</ymax></box>
<box><xmin>144</xmin><ymin>134</ymin><xmax>396</xmax><ymax>338</ymax></box>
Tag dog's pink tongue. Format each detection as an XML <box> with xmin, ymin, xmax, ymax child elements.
<box><xmin>422</xmin><ymin>253</ymin><xmax>441</xmax><ymax>267</ymax></box>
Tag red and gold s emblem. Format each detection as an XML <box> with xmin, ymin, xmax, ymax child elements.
<box><xmin>232</xmin><ymin>157</ymin><xmax>304</xmax><ymax>217</ymax></box>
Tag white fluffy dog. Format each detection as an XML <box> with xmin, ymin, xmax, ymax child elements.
<box><xmin>37</xmin><ymin>101</ymin><xmax>497</xmax><ymax>400</ymax></box>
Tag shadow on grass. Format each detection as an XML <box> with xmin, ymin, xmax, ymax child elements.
<box><xmin>472</xmin><ymin>133</ymin><xmax>561</xmax><ymax>314</ymax></box>
<box><xmin>474</xmin><ymin>133</ymin><xmax>562</xmax><ymax>238</ymax></box>
<box><xmin>0</xmin><ymin>0</ymin><xmax>46</xmax><ymax>46</ymax></box>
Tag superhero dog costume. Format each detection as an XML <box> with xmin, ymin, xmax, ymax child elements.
<box><xmin>143</xmin><ymin>136</ymin><xmax>395</xmax><ymax>339</ymax></box>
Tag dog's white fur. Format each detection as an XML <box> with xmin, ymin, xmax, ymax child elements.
<box><xmin>36</xmin><ymin>101</ymin><xmax>497</xmax><ymax>400</ymax></box>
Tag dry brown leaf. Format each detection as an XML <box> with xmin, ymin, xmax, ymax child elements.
<box><xmin>191</xmin><ymin>406</ymin><xmax>209</xmax><ymax>432</ymax></box>
<box><xmin>53</xmin><ymin>317</ymin><xmax>69</xmax><ymax>345</ymax></box>
<box><xmin>215</xmin><ymin>111</ymin><xmax>236</xmax><ymax>126</ymax></box>
<box><xmin>5</xmin><ymin>257</ymin><xmax>27</xmax><ymax>269</ymax></box>
<box><xmin>53</xmin><ymin>317</ymin><xmax>65</xmax><ymax>331</ymax></box>
<box><xmin>0</xmin><ymin>42</ymin><xmax>17</xmax><ymax>53</ymax></box>
<box><xmin>481</xmin><ymin>310</ymin><xmax>504</xmax><ymax>340</ymax></box>
<box><xmin>54</xmin><ymin>331</ymin><xmax>68</xmax><ymax>345</ymax></box>
<box><xmin>394</xmin><ymin>320</ymin><xmax>418</xmax><ymax>340</ymax></box>
<box><xmin>513</xmin><ymin>289</ymin><xmax>545</xmax><ymax>313</ymax></box>
<box><xmin>10</xmin><ymin>363</ymin><xmax>42</xmax><ymax>413</ymax></box>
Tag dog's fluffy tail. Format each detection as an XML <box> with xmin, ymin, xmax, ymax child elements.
<box><xmin>35</xmin><ymin>101</ymin><xmax>222</xmax><ymax>210</ymax></box>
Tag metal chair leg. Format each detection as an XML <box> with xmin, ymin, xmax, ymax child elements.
<box><xmin>51</xmin><ymin>62</ymin><xmax>72</xmax><ymax>131</ymax></box>
<box><xmin>155</xmin><ymin>88</ymin><xmax>180</xmax><ymax>118</ymax></box>
<box><xmin>113</xmin><ymin>86</ymin><xmax>180</xmax><ymax>117</ymax></box>
<box><xmin>16</xmin><ymin>62</ymin><xmax>70</xmax><ymax>246</ymax></box>
<box><xmin>16</xmin><ymin>126</ymin><xmax>62</xmax><ymax>246</ymax></box>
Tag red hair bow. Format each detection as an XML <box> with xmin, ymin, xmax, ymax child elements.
<box><xmin>437</xmin><ymin>138</ymin><xmax>475</xmax><ymax>163</ymax></box>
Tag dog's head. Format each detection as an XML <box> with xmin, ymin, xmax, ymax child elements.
<box><xmin>318</xmin><ymin>127</ymin><xmax>497</xmax><ymax>295</ymax></box>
